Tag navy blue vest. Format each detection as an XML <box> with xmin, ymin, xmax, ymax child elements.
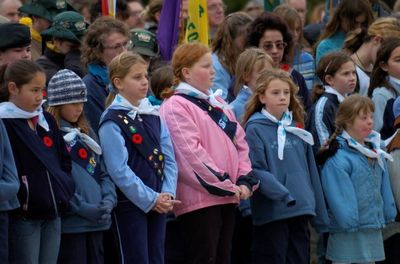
<box><xmin>3</xmin><ymin>112</ymin><xmax>75</xmax><ymax>219</ymax></box>
<box><xmin>101</xmin><ymin>109</ymin><xmax>163</xmax><ymax>202</ymax></box>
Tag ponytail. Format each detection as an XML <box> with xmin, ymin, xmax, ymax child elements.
<box><xmin>311</xmin><ymin>84</ymin><xmax>325</xmax><ymax>103</ymax></box>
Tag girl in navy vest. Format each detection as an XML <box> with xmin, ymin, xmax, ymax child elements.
<box><xmin>0</xmin><ymin>60</ymin><xmax>75</xmax><ymax>263</ymax></box>
<box><xmin>369</xmin><ymin>38</ymin><xmax>400</xmax><ymax>140</ymax></box>
<box><xmin>243</xmin><ymin>70</ymin><xmax>329</xmax><ymax>263</ymax></box>
<box><xmin>98</xmin><ymin>52</ymin><xmax>178</xmax><ymax>264</ymax></box>
<box><xmin>0</xmin><ymin>119</ymin><xmax>19</xmax><ymax>263</ymax></box>
<box><xmin>46</xmin><ymin>69</ymin><xmax>117</xmax><ymax>264</ymax></box>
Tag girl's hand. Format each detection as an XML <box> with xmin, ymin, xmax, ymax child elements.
<box><xmin>152</xmin><ymin>193</ymin><xmax>181</xmax><ymax>213</ymax></box>
<box><xmin>233</xmin><ymin>185</ymin><xmax>241</xmax><ymax>201</ymax></box>
<box><xmin>239</xmin><ymin>185</ymin><xmax>251</xmax><ymax>200</ymax></box>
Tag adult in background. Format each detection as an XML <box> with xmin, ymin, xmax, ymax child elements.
<box><xmin>19</xmin><ymin>0</ymin><xmax>69</xmax><ymax>60</ymax></box>
<box><xmin>207</xmin><ymin>0</ymin><xmax>226</xmax><ymax>42</ymax></box>
<box><xmin>36</xmin><ymin>11</ymin><xmax>87</xmax><ymax>85</ymax></box>
<box><xmin>246</xmin><ymin>12</ymin><xmax>310</xmax><ymax>110</ymax></box>
<box><xmin>0</xmin><ymin>0</ymin><xmax>22</xmax><ymax>23</ymax></box>
<box><xmin>0</xmin><ymin>23</ymin><xmax>31</xmax><ymax>66</ymax></box>
<box><xmin>81</xmin><ymin>16</ymin><xmax>129</xmax><ymax>134</ymax></box>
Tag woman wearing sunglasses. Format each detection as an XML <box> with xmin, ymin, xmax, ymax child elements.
<box><xmin>246</xmin><ymin>11</ymin><xmax>310</xmax><ymax>110</ymax></box>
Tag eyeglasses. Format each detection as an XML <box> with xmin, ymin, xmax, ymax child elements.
<box><xmin>103</xmin><ymin>41</ymin><xmax>129</xmax><ymax>51</ymax></box>
<box><xmin>262</xmin><ymin>41</ymin><xmax>287</xmax><ymax>51</ymax></box>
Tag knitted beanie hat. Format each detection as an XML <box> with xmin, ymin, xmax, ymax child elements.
<box><xmin>47</xmin><ymin>69</ymin><xmax>87</xmax><ymax>106</ymax></box>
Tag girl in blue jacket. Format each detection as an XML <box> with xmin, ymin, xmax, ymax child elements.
<box><xmin>0</xmin><ymin>118</ymin><xmax>19</xmax><ymax>263</ymax></box>
<box><xmin>320</xmin><ymin>94</ymin><xmax>396</xmax><ymax>263</ymax></box>
<box><xmin>46</xmin><ymin>69</ymin><xmax>116</xmax><ymax>263</ymax></box>
<box><xmin>243</xmin><ymin>70</ymin><xmax>329</xmax><ymax>264</ymax></box>
<box><xmin>0</xmin><ymin>60</ymin><xmax>75</xmax><ymax>263</ymax></box>
<box><xmin>99</xmin><ymin>52</ymin><xmax>178</xmax><ymax>264</ymax></box>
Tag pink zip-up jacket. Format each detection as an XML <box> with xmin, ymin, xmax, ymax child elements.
<box><xmin>160</xmin><ymin>93</ymin><xmax>252</xmax><ymax>216</ymax></box>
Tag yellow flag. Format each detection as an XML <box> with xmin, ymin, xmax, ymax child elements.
<box><xmin>185</xmin><ymin>0</ymin><xmax>209</xmax><ymax>45</ymax></box>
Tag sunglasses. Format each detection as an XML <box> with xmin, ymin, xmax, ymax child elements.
<box><xmin>262</xmin><ymin>41</ymin><xmax>287</xmax><ymax>51</ymax></box>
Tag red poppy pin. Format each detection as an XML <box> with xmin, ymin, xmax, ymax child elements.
<box><xmin>78</xmin><ymin>148</ymin><xmax>88</xmax><ymax>159</ymax></box>
<box><xmin>280</xmin><ymin>64</ymin><xmax>290</xmax><ymax>71</ymax></box>
<box><xmin>132</xmin><ymin>134</ymin><xmax>143</xmax><ymax>144</ymax></box>
<box><xmin>295</xmin><ymin>123</ymin><xmax>304</xmax><ymax>129</ymax></box>
<box><xmin>43</xmin><ymin>136</ymin><xmax>53</xmax><ymax>147</ymax></box>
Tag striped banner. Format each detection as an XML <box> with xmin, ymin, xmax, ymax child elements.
<box><xmin>185</xmin><ymin>0</ymin><xmax>208</xmax><ymax>45</ymax></box>
<box><xmin>101</xmin><ymin>0</ymin><xmax>116</xmax><ymax>17</ymax></box>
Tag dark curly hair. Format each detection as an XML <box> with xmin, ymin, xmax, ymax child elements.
<box><xmin>246</xmin><ymin>11</ymin><xmax>293</xmax><ymax>64</ymax></box>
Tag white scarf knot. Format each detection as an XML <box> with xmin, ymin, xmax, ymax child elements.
<box><xmin>110</xmin><ymin>94</ymin><xmax>159</xmax><ymax>120</ymax></box>
<box><xmin>60</xmin><ymin>127</ymin><xmax>102</xmax><ymax>155</ymax></box>
<box><xmin>0</xmin><ymin>101</ymin><xmax>49</xmax><ymax>131</ymax></box>
<box><xmin>261</xmin><ymin>108</ymin><xmax>314</xmax><ymax>160</ymax></box>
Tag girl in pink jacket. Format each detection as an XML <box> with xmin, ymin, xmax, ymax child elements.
<box><xmin>160</xmin><ymin>43</ymin><xmax>258</xmax><ymax>264</ymax></box>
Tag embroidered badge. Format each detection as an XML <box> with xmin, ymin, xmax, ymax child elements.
<box><xmin>153</xmin><ymin>148</ymin><xmax>159</xmax><ymax>155</ymax></box>
<box><xmin>158</xmin><ymin>154</ymin><xmax>163</xmax><ymax>161</ymax></box>
<box><xmin>129</xmin><ymin>126</ymin><xmax>137</xmax><ymax>133</ymax></box>
<box><xmin>86</xmin><ymin>163</ymin><xmax>95</xmax><ymax>174</ymax></box>
<box><xmin>43</xmin><ymin>136</ymin><xmax>53</xmax><ymax>147</ymax></box>
<box><xmin>89</xmin><ymin>156</ymin><xmax>96</xmax><ymax>166</ymax></box>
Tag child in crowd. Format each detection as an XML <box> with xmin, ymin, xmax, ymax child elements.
<box><xmin>369</xmin><ymin>38</ymin><xmax>400</xmax><ymax>139</ymax></box>
<box><xmin>243</xmin><ymin>69</ymin><xmax>329</xmax><ymax>263</ymax></box>
<box><xmin>46</xmin><ymin>69</ymin><xmax>116</xmax><ymax>263</ymax></box>
<box><xmin>230</xmin><ymin>48</ymin><xmax>273</xmax><ymax>122</ymax></box>
<box><xmin>0</xmin><ymin>60</ymin><xmax>75</xmax><ymax>263</ymax></box>
<box><xmin>160</xmin><ymin>43</ymin><xmax>258</xmax><ymax>264</ymax></box>
<box><xmin>307</xmin><ymin>51</ymin><xmax>357</xmax><ymax>153</ymax></box>
<box><xmin>319</xmin><ymin>94</ymin><xmax>396</xmax><ymax>264</ymax></box>
<box><xmin>148</xmin><ymin>65</ymin><xmax>173</xmax><ymax>106</ymax></box>
<box><xmin>98</xmin><ymin>52</ymin><xmax>178</xmax><ymax>264</ymax></box>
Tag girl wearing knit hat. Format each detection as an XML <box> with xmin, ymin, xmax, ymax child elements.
<box><xmin>0</xmin><ymin>60</ymin><xmax>75</xmax><ymax>263</ymax></box>
<box><xmin>46</xmin><ymin>69</ymin><xmax>116</xmax><ymax>263</ymax></box>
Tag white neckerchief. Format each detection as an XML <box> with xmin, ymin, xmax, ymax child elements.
<box><xmin>110</xmin><ymin>94</ymin><xmax>159</xmax><ymax>121</ymax></box>
<box><xmin>60</xmin><ymin>127</ymin><xmax>102</xmax><ymax>155</ymax></box>
<box><xmin>261</xmin><ymin>108</ymin><xmax>314</xmax><ymax>160</ymax></box>
<box><xmin>325</xmin><ymin>86</ymin><xmax>345</xmax><ymax>103</ymax></box>
<box><xmin>174</xmin><ymin>82</ymin><xmax>231</xmax><ymax>109</ymax></box>
<box><xmin>0</xmin><ymin>101</ymin><xmax>49</xmax><ymax>131</ymax></box>
<box><xmin>384</xmin><ymin>129</ymin><xmax>400</xmax><ymax>147</ymax></box>
<box><xmin>389</xmin><ymin>76</ymin><xmax>400</xmax><ymax>87</ymax></box>
<box><xmin>341</xmin><ymin>130</ymin><xmax>393</xmax><ymax>170</ymax></box>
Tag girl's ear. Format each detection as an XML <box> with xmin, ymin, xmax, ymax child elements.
<box><xmin>258</xmin><ymin>93</ymin><xmax>265</xmax><ymax>104</ymax></box>
<box><xmin>7</xmin><ymin>82</ymin><xmax>18</xmax><ymax>96</ymax></box>
<box><xmin>181</xmin><ymin>67</ymin><xmax>191</xmax><ymax>80</ymax></box>
<box><xmin>113</xmin><ymin>78</ymin><xmax>123</xmax><ymax>91</ymax></box>
<box><xmin>379</xmin><ymin>61</ymin><xmax>388</xmax><ymax>72</ymax></box>
<box><xmin>325</xmin><ymin>74</ymin><xmax>334</xmax><ymax>86</ymax></box>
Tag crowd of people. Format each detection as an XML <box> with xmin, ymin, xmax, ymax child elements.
<box><xmin>2</xmin><ymin>0</ymin><xmax>400</xmax><ymax>263</ymax></box>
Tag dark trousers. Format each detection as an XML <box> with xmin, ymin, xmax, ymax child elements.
<box><xmin>231</xmin><ymin>209</ymin><xmax>252</xmax><ymax>264</ymax></box>
<box><xmin>0</xmin><ymin>212</ymin><xmax>8</xmax><ymax>263</ymax></box>
<box><xmin>57</xmin><ymin>231</ymin><xmax>104</xmax><ymax>264</ymax></box>
<box><xmin>179</xmin><ymin>204</ymin><xmax>236</xmax><ymax>264</ymax></box>
<box><xmin>252</xmin><ymin>215</ymin><xmax>310</xmax><ymax>264</ymax></box>
<box><xmin>377</xmin><ymin>233</ymin><xmax>400</xmax><ymax>264</ymax></box>
<box><xmin>113</xmin><ymin>204</ymin><xmax>166</xmax><ymax>264</ymax></box>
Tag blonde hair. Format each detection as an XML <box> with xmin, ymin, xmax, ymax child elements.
<box><xmin>105</xmin><ymin>51</ymin><xmax>147</xmax><ymax>107</ymax></box>
<box><xmin>242</xmin><ymin>69</ymin><xmax>305</xmax><ymax>125</ymax></box>
<box><xmin>234</xmin><ymin>48</ymin><xmax>273</xmax><ymax>96</ymax></box>
<box><xmin>344</xmin><ymin>17</ymin><xmax>400</xmax><ymax>53</ymax></box>
<box><xmin>47</xmin><ymin>105</ymin><xmax>90</xmax><ymax>135</ymax></box>
<box><xmin>161</xmin><ymin>43</ymin><xmax>210</xmax><ymax>99</ymax></box>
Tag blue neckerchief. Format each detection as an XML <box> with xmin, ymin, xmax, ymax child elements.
<box><xmin>87</xmin><ymin>64</ymin><xmax>109</xmax><ymax>86</ymax></box>
<box><xmin>388</xmin><ymin>76</ymin><xmax>400</xmax><ymax>95</ymax></box>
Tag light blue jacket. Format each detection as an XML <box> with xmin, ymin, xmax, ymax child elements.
<box><xmin>210</xmin><ymin>53</ymin><xmax>233</xmax><ymax>101</ymax></box>
<box><xmin>321</xmin><ymin>136</ymin><xmax>396</xmax><ymax>233</ymax></box>
<box><xmin>0</xmin><ymin>119</ymin><xmax>19</xmax><ymax>211</ymax></box>
<box><xmin>230</xmin><ymin>85</ymin><xmax>252</xmax><ymax>123</ymax></box>
<box><xmin>99</xmin><ymin>104</ymin><xmax>178</xmax><ymax>213</ymax></box>
<box><xmin>245</xmin><ymin>112</ymin><xmax>329</xmax><ymax>231</ymax></box>
<box><xmin>60</xmin><ymin>120</ymin><xmax>116</xmax><ymax>233</ymax></box>
<box><xmin>315</xmin><ymin>31</ymin><xmax>346</xmax><ymax>65</ymax></box>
